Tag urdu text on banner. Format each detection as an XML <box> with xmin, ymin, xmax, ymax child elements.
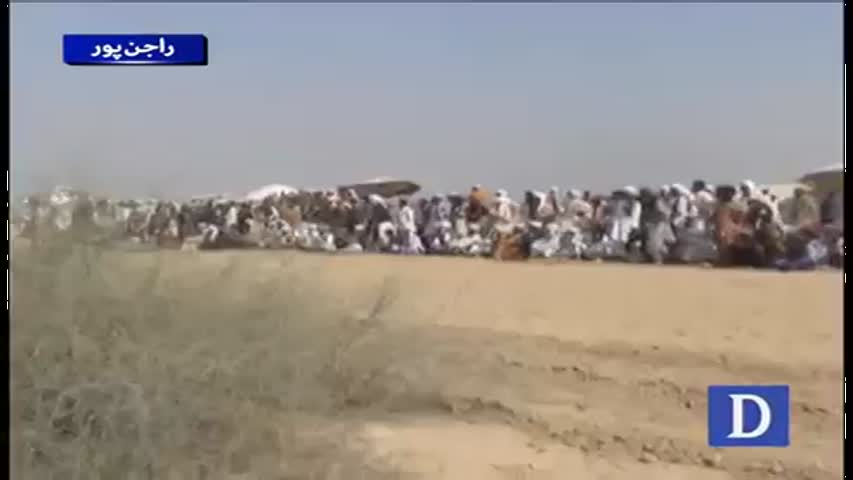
<box><xmin>63</xmin><ymin>34</ymin><xmax>208</xmax><ymax>66</ymax></box>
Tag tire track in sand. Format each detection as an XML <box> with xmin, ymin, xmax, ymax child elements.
<box><xmin>346</xmin><ymin>324</ymin><xmax>841</xmax><ymax>480</ymax></box>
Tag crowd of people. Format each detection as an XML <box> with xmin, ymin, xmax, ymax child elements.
<box><xmin>14</xmin><ymin>178</ymin><xmax>844</xmax><ymax>271</ymax></box>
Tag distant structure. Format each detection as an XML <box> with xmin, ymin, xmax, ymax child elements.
<box><xmin>244</xmin><ymin>184</ymin><xmax>299</xmax><ymax>201</ymax></box>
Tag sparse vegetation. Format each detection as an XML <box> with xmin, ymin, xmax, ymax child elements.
<box><xmin>11</xmin><ymin>239</ymin><xmax>425</xmax><ymax>479</ymax></box>
<box><xmin>11</xmin><ymin>236</ymin><xmax>841</xmax><ymax>480</ymax></box>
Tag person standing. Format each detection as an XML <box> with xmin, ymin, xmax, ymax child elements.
<box><xmin>607</xmin><ymin>186</ymin><xmax>640</xmax><ymax>245</ymax></box>
<box><xmin>639</xmin><ymin>188</ymin><xmax>674</xmax><ymax>264</ymax></box>
<box><xmin>790</xmin><ymin>187</ymin><xmax>820</xmax><ymax>229</ymax></box>
<box><xmin>366</xmin><ymin>194</ymin><xmax>392</xmax><ymax>250</ymax></box>
<box><xmin>493</xmin><ymin>189</ymin><xmax>514</xmax><ymax>225</ymax></box>
<box><xmin>396</xmin><ymin>197</ymin><xmax>416</xmax><ymax>234</ymax></box>
<box><xmin>25</xmin><ymin>195</ymin><xmax>42</xmax><ymax>249</ymax></box>
<box><xmin>820</xmin><ymin>190</ymin><xmax>843</xmax><ymax>228</ymax></box>
<box><xmin>690</xmin><ymin>180</ymin><xmax>716</xmax><ymax>233</ymax></box>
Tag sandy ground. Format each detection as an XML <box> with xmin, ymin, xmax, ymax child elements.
<box><xmin>13</xmin><ymin>243</ymin><xmax>842</xmax><ymax>480</ymax></box>
<box><xmin>155</xmin><ymin>251</ymin><xmax>842</xmax><ymax>480</ymax></box>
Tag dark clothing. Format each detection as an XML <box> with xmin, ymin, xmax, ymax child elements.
<box><xmin>371</xmin><ymin>204</ymin><xmax>392</xmax><ymax>224</ymax></box>
<box><xmin>639</xmin><ymin>194</ymin><xmax>670</xmax><ymax>225</ymax></box>
<box><xmin>365</xmin><ymin>203</ymin><xmax>392</xmax><ymax>247</ymax></box>
<box><xmin>71</xmin><ymin>199</ymin><xmax>97</xmax><ymax>242</ymax></box>
<box><xmin>820</xmin><ymin>192</ymin><xmax>843</xmax><ymax>226</ymax></box>
<box><xmin>524</xmin><ymin>192</ymin><xmax>541</xmax><ymax>221</ymax></box>
<box><xmin>72</xmin><ymin>200</ymin><xmax>94</xmax><ymax>226</ymax></box>
<box><xmin>637</xmin><ymin>193</ymin><xmax>674</xmax><ymax>264</ymax></box>
<box><xmin>465</xmin><ymin>198</ymin><xmax>489</xmax><ymax>223</ymax></box>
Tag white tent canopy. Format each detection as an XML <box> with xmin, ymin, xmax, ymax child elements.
<box><xmin>337</xmin><ymin>177</ymin><xmax>421</xmax><ymax>198</ymax></box>
<box><xmin>802</xmin><ymin>163</ymin><xmax>843</xmax><ymax>176</ymax></box>
<box><xmin>244</xmin><ymin>184</ymin><xmax>299</xmax><ymax>201</ymax></box>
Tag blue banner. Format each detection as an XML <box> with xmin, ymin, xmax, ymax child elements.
<box><xmin>63</xmin><ymin>34</ymin><xmax>208</xmax><ymax>66</ymax></box>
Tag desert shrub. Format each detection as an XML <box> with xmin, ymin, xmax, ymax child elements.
<box><xmin>11</xmin><ymin>239</ymin><xmax>421</xmax><ymax>480</ymax></box>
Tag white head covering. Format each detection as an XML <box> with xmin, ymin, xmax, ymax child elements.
<box><xmin>753</xmin><ymin>192</ymin><xmax>775</xmax><ymax>209</ymax></box>
<box><xmin>368</xmin><ymin>194</ymin><xmax>386</xmax><ymax>206</ymax></box>
<box><xmin>740</xmin><ymin>180</ymin><xmax>756</xmax><ymax>193</ymax></box>
<box><xmin>671</xmin><ymin>183</ymin><xmax>690</xmax><ymax>196</ymax></box>
<box><xmin>695</xmin><ymin>189</ymin><xmax>715</xmax><ymax>203</ymax></box>
<box><xmin>567</xmin><ymin>189</ymin><xmax>582</xmax><ymax>199</ymax></box>
<box><xmin>622</xmin><ymin>186</ymin><xmax>639</xmax><ymax>197</ymax></box>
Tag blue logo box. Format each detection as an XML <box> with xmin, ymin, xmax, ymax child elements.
<box><xmin>708</xmin><ymin>385</ymin><xmax>790</xmax><ymax>447</ymax></box>
<box><xmin>63</xmin><ymin>34</ymin><xmax>208</xmax><ymax>66</ymax></box>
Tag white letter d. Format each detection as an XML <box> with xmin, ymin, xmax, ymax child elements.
<box><xmin>727</xmin><ymin>394</ymin><xmax>772</xmax><ymax>439</ymax></box>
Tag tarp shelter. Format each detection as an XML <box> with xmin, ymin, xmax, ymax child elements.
<box><xmin>798</xmin><ymin>163</ymin><xmax>843</xmax><ymax>198</ymax></box>
<box><xmin>337</xmin><ymin>178</ymin><xmax>421</xmax><ymax>198</ymax></box>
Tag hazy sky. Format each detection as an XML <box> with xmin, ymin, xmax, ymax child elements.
<box><xmin>11</xmin><ymin>3</ymin><xmax>843</xmax><ymax>198</ymax></box>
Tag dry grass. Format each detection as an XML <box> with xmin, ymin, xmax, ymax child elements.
<box><xmin>11</xmin><ymin>238</ymin><xmax>842</xmax><ymax>480</ymax></box>
<box><xmin>10</xmin><ymin>240</ymin><xmax>430</xmax><ymax>480</ymax></box>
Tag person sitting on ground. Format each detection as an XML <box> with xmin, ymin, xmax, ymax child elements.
<box><xmin>774</xmin><ymin>224</ymin><xmax>830</xmax><ymax>271</ymax></box>
<box><xmin>746</xmin><ymin>196</ymin><xmax>786</xmax><ymax>267</ymax></box>
<box><xmin>465</xmin><ymin>185</ymin><xmax>490</xmax><ymax>224</ymax></box>
<box><xmin>714</xmin><ymin>185</ymin><xmax>760</xmax><ymax>267</ymax></box>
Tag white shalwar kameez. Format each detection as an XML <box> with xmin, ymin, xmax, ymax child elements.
<box><xmin>608</xmin><ymin>194</ymin><xmax>641</xmax><ymax>245</ymax></box>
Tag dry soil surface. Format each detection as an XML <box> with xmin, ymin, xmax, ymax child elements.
<box><xmin>160</xmin><ymin>251</ymin><xmax>843</xmax><ymax>480</ymax></box>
